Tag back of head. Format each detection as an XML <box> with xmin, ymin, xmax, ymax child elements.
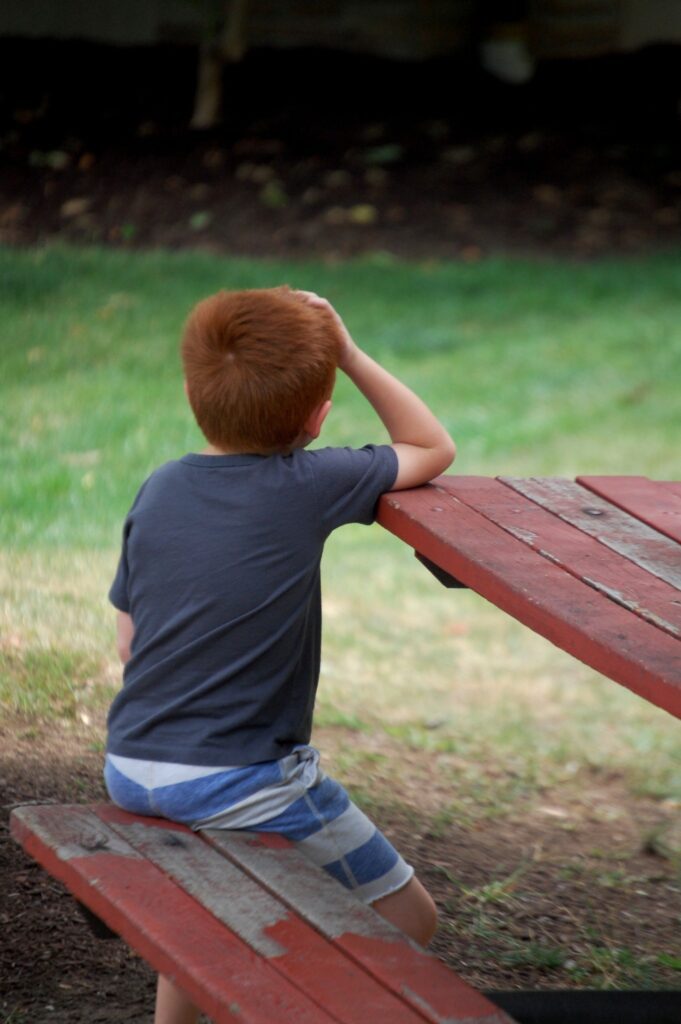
<box><xmin>181</xmin><ymin>287</ymin><xmax>342</xmax><ymax>453</ymax></box>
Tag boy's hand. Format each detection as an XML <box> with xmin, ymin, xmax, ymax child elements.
<box><xmin>294</xmin><ymin>290</ymin><xmax>359</xmax><ymax>371</ymax></box>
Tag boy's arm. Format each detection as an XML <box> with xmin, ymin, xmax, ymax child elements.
<box><xmin>340</xmin><ymin>344</ymin><xmax>455</xmax><ymax>489</ymax></box>
<box><xmin>298</xmin><ymin>292</ymin><xmax>456</xmax><ymax>490</ymax></box>
<box><xmin>116</xmin><ymin>610</ymin><xmax>135</xmax><ymax>664</ymax></box>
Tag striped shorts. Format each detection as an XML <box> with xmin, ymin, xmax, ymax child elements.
<box><xmin>104</xmin><ymin>745</ymin><xmax>413</xmax><ymax>904</ymax></box>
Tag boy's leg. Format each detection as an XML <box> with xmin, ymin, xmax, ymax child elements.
<box><xmin>155</xmin><ymin>976</ymin><xmax>199</xmax><ymax>1024</ymax></box>
<box><xmin>371</xmin><ymin>875</ymin><xmax>438</xmax><ymax>947</ymax></box>
<box><xmin>150</xmin><ymin>757</ymin><xmax>437</xmax><ymax>1021</ymax></box>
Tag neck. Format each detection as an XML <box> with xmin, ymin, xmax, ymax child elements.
<box><xmin>201</xmin><ymin>443</ymin><xmax>287</xmax><ymax>457</ymax></box>
<box><xmin>202</xmin><ymin>444</ymin><xmax>237</xmax><ymax>456</ymax></box>
<box><xmin>201</xmin><ymin>432</ymin><xmax>313</xmax><ymax>457</ymax></box>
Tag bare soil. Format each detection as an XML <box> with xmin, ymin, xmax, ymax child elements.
<box><xmin>2</xmin><ymin>717</ymin><xmax>680</xmax><ymax>1022</ymax></box>
<box><xmin>1</xmin><ymin>41</ymin><xmax>680</xmax><ymax>261</ymax></box>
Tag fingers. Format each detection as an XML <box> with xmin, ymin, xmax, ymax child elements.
<box><xmin>294</xmin><ymin>289</ymin><xmax>332</xmax><ymax>311</ymax></box>
<box><xmin>294</xmin><ymin>291</ymin><xmax>348</xmax><ymax>343</ymax></box>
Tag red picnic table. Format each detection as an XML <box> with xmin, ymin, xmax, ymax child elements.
<box><xmin>378</xmin><ymin>475</ymin><xmax>681</xmax><ymax>720</ymax></box>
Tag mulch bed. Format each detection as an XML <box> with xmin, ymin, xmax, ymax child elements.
<box><xmin>1</xmin><ymin>41</ymin><xmax>680</xmax><ymax>261</ymax></box>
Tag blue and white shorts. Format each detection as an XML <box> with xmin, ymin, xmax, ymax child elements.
<box><xmin>104</xmin><ymin>745</ymin><xmax>413</xmax><ymax>905</ymax></box>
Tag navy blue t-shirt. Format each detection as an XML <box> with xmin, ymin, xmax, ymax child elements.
<box><xmin>107</xmin><ymin>444</ymin><xmax>398</xmax><ymax>766</ymax></box>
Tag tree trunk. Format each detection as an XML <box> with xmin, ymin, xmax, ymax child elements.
<box><xmin>190</xmin><ymin>0</ymin><xmax>249</xmax><ymax>130</ymax></box>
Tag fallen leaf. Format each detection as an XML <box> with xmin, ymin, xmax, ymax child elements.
<box><xmin>363</xmin><ymin>144</ymin><xmax>404</xmax><ymax>166</ymax></box>
<box><xmin>60</xmin><ymin>197</ymin><xmax>92</xmax><ymax>219</ymax></box>
<box><xmin>46</xmin><ymin>150</ymin><xmax>71</xmax><ymax>170</ymax></box>
<box><xmin>349</xmin><ymin>204</ymin><xmax>377</xmax><ymax>225</ymax></box>
<box><xmin>324</xmin><ymin>169</ymin><xmax>352</xmax><ymax>189</ymax></box>
<box><xmin>259</xmin><ymin>180</ymin><xmax>288</xmax><ymax>208</ymax></box>
<box><xmin>189</xmin><ymin>210</ymin><xmax>213</xmax><ymax>231</ymax></box>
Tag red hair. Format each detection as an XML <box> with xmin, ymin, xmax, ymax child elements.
<box><xmin>181</xmin><ymin>287</ymin><xmax>342</xmax><ymax>452</ymax></box>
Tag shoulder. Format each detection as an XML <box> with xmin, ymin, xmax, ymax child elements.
<box><xmin>295</xmin><ymin>445</ymin><xmax>398</xmax><ymax>532</ymax></box>
<box><xmin>301</xmin><ymin>444</ymin><xmax>397</xmax><ymax>472</ymax></box>
<box><xmin>140</xmin><ymin>459</ymin><xmax>185</xmax><ymax>492</ymax></box>
<box><xmin>300</xmin><ymin>444</ymin><xmax>398</xmax><ymax>486</ymax></box>
<box><xmin>124</xmin><ymin>459</ymin><xmax>185</xmax><ymax>513</ymax></box>
<box><xmin>147</xmin><ymin>458</ymin><xmax>185</xmax><ymax>481</ymax></box>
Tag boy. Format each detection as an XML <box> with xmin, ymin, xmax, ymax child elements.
<box><xmin>105</xmin><ymin>286</ymin><xmax>455</xmax><ymax>1024</ymax></box>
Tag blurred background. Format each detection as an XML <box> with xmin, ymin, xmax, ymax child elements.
<box><xmin>1</xmin><ymin>0</ymin><xmax>680</xmax><ymax>259</ymax></box>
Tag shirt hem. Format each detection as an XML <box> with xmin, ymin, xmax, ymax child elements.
<box><xmin>106</xmin><ymin>739</ymin><xmax>299</xmax><ymax>768</ymax></box>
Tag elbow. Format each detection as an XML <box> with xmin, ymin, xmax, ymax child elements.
<box><xmin>437</xmin><ymin>435</ymin><xmax>456</xmax><ymax>475</ymax></box>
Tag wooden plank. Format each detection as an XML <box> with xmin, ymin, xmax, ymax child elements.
<box><xmin>500</xmin><ymin>477</ymin><xmax>681</xmax><ymax>591</ymax></box>
<box><xmin>9</xmin><ymin>804</ymin><xmax>336</xmax><ymax>1024</ymax></box>
<box><xmin>438</xmin><ymin>476</ymin><xmax>681</xmax><ymax>640</ymax></box>
<box><xmin>96</xmin><ymin>804</ymin><xmax>426</xmax><ymax>1024</ymax></box>
<box><xmin>205</xmin><ymin>830</ymin><xmax>518</xmax><ymax>1024</ymax></box>
<box><xmin>377</xmin><ymin>486</ymin><xmax>681</xmax><ymax>718</ymax></box>
<box><xmin>578</xmin><ymin>476</ymin><xmax>681</xmax><ymax>544</ymax></box>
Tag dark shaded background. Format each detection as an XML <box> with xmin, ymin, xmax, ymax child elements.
<box><xmin>1</xmin><ymin>40</ymin><xmax>680</xmax><ymax>259</ymax></box>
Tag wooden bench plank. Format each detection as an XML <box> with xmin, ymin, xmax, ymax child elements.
<box><xmin>97</xmin><ymin>804</ymin><xmax>427</xmax><ymax>1024</ymax></box>
<box><xmin>377</xmin><ymin>487</ymin><xmax>681</xmax><ymax>718</ymax></box>
<box><xmin>439</xmin><ymin>476</ymin><xmax>681</xmax><ymax>640</ymax></box>
<box><xmin>10</xmin><ymin>804</ymin><xmax>337</xmax><ymax>1024</ymax></box>
<box><xmin>577</xmin><ymin>475</ymin><xmax>681</xmax><ymax>544</ymax></box>
<box><xmin>206</xmin><ymin>830</ymin><xmax>518</xmax><ymax>1024</ymax></box>
<box><xmin>500</xmin><ymin>477</ymin><xmax>681</xmax><ymax>591</ymax></box>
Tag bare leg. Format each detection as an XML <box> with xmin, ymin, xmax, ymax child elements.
<box><xmin>155</xmin><ymin>975</ymin><xmax>199</xmax><ymax>1024</ymax></box>
<box><xmin>371</xmin><ymin>875</ymin><xmax>438</xmax><ymax>947</ymax></box>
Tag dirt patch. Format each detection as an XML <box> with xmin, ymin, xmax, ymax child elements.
<box><xmin>1</xmin><ymin>41</ymin><xmax>680</xmax><ymax>262</ymax></box>
<box><xmin>2</xmin><ymin>717</ymin><xmax>680</xmax><ymax>1022</ymax></box>
<box><xmin>1</xmin><ymin>721</ymin><xmax>155</xmax><ymax>1023</ymax></box>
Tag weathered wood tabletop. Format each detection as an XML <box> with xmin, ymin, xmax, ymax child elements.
<box><xmin>378</xmin><ymin>475</ymin><xmax>681</xmax><ymax>720</ymax></box>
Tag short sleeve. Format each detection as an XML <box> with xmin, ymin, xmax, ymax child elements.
<box><xmin>306</xmin><ymin>444</ymin><xmax>398</xmax><ymax>535</ymax></box>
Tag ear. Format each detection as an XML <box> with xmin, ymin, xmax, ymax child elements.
<box><xmin>303</xmin><ymin>399</ymin><xmax>332</xmax><ymax>440</ymax></box>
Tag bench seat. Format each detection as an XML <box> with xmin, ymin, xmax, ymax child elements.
<box><xmin>11</xmin><ymin>802</ymin><xmax>516</xmax><ymax>1024</ymax></box>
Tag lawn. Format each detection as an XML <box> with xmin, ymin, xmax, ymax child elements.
<box><xmin>2</xmin><ymin>243</ymin><xmax>681</xmax><ymax>992</ymax></box>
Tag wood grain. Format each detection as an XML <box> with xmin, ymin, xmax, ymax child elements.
<box><xmin>98</xmin><ymin>805</ymin><xmax>425</xmax><ymax>1024</ymax></box>
<box><xmin>10</xmin><ymin>804</ymin><xmax>335</xmax><ymax>1024</ymax></box>
<box><xmin>501</xmin><ymin>477</ymin><xmax>681</xmax><ymax>591</ymax></box>
<box><xmin>578</xmin><ymin>476</ymin><xmax>681</xmax><ymax>544</ymax></box>
<box><xmin>378</xmin><ymin>484</ymin><xmax>681</xmax><ymax>718</ymax></box>
<box><xmin>206</xmin><ymin>830</ymin><xmax>515</xmax><ymax>1024</ymax></box>
<box><xmin>440</xmin><ymin>476</ymin><xmax>681</xmax><ymax>639</ymax></box>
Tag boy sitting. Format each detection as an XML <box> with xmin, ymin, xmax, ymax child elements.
<box><xmin>105</xmin><ymin>286</ymin><xmax>455</xmax><ymax>1024</ymax></box>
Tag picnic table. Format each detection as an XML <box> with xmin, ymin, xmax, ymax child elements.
<box><xmin>378</xmin><ymin>475</ymin><xmax>681</xmax><ymax>720</ymax></box>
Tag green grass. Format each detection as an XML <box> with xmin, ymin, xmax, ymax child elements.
<box><xmin>2</xmin><ymin>244</ymin><xmax>680</xmax><ymax>547</ymax></box>
<box><xmin>1</xmin><ymin>243</ymin><xmax>680</xmax><ymax>797</ymax></box>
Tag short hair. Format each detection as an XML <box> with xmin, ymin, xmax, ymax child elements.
<box><xmin>181</xmin><ymin>287</ymin><xmax>342</xmax><ymax>453</ymax></box>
